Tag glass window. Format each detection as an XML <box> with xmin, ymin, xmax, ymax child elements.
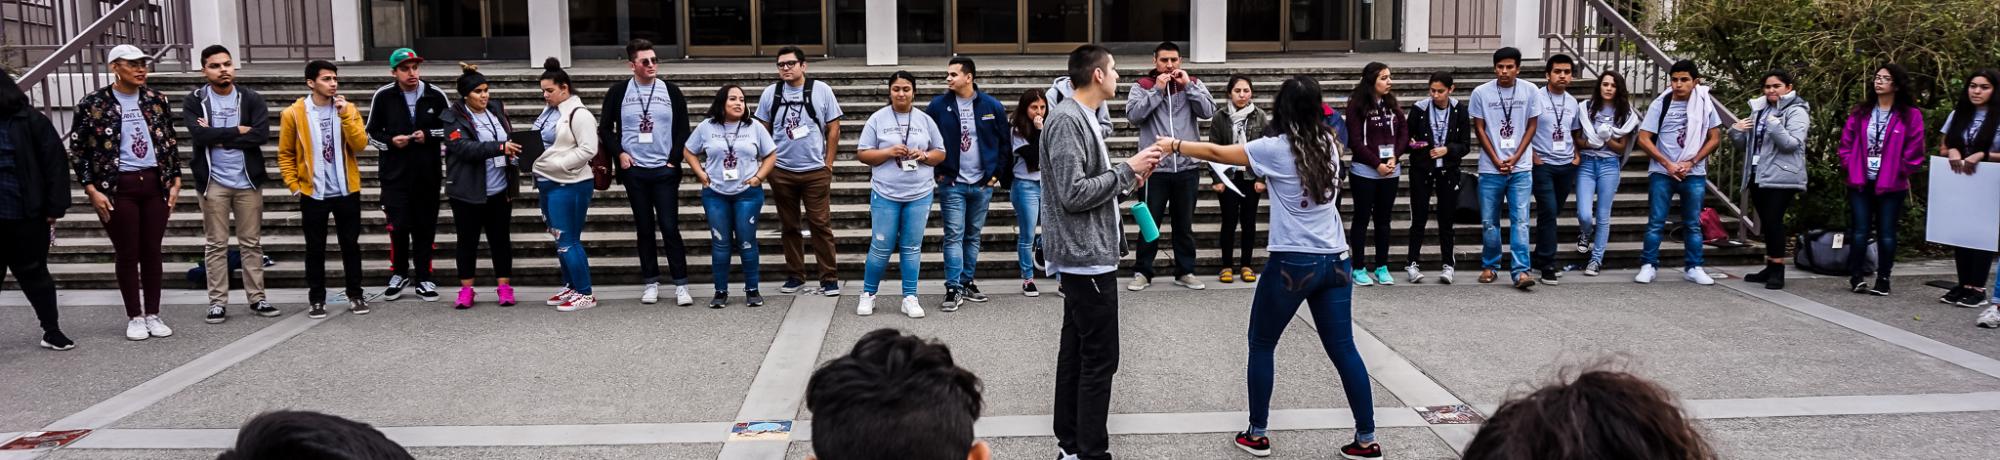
<box><xmin>689</xmin><ymin>0</ymin><xmax>752</xmax><ymax>46</ymax></box>
<box><xmin>833</xmin><ymin>0</ymin><xmax>944</xmax><ymax>45</ymax></box>
<box><xmin>491</xmin><ymin>0</ymin><xmax>527</xmax><ymax>37</ymax></box>
<box><xmin>1227</xmin><ymin>0</ymin><xmax>1280</xmax><ymax>42</ymax></box>
<box><xmin>1290</xmin><ymin>0</ymin><xmax>1347</xmax><ymax>42</ymax></box>
<box><xmin>957</xmin><ymin>0</ymin><xmax>1018</xmax><ymax>44</ymax></box>
<box><xmin>570</xmin><ymin>0</ymin><xmax>620</xmax><ymax>46</ymax></box>
<box><xmin>1102</xmin><ymin>0</ymin><xmax>1188</xmax><ymax>43</ymax></box>
<box><xmin>632</xmin><ymin>0</ymin><xmax>680</xmax><ymax>45</ymax></box>
<box><xmin>761</xmin><ymin>0</ymin><xmax>823</xmax><ymax>46</ymax></box>
<box><xmin>571</xmin><ymin>0</ymin><xmax>679</xmax><ymax>48</ymax></box>
<box><xmin>418</xmin><ymin>0</ymin><xmax>483</xmax><ymax>38</ymax></box>
<box><xmin>1026</xmin><ymin>0</ymin><xmax>1087</xmax><ymax>43</ymax></box>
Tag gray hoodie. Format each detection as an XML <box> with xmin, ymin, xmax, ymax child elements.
<box><xmin>1730</xmin><ymin>93</ymin><xmax>1810</xmax><ymax>190</ymax></box>
<box><xmin>1046</xmin><ymin>76</ymin><xmax>1113</xmax><ymax>138</ymax></box>
<box><xmin>1040</xmin><ymin>98</ymin><xmax>1140</xmax><ymax>273</ymax></box>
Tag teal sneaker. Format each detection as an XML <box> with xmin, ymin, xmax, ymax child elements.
<box><xmin>1352</xmin><ymin>269</ymin><xmax>1375</xmax><ymax>286</ymax></box>
<box><xmin>1373</xmin><ymin>266</ymin><xmax>1396</xmax><ymax>286</ymax></box>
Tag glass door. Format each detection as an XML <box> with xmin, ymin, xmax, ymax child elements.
<box><xmin>1287</xmin><ymin>0</ymin><xmax>1350</xmax><ymax>51</ymax></box>
<box><xmin>412</xmin><ymin>0</ymin><xmax>529</xmax><ymax>60</ymax></box>
<box><xmin>1226</xmin><ymin>0</ymin><xmax>1282</xmax><ymax>52</ymax></box>
<box><xmin>1024</xmin><ymin>0</ymin><xmax>1090</xmax><ymax>53</ymax></box>
<box><xmin>953</xmin><ymin>0</ymin><xmax>1021</xmax><ymax>54</ymax></box>
<box><xmin>1354</xmin><ymin>0</ymin><xmax>1398</xmax><ymax>52</ymax></box>
<box><xmin>686</xmin><ymin>0</ymin><xmax>824</xmax><ymax>57</ymax></box>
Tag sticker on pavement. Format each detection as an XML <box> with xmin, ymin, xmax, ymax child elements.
<box><xmin>730</xmin><ymin>420</ymin><xmax>793</xmax><ymax>441</ymax></box>
<box><xmin>1415</xmin><ymin>405</ymin><xmax>1485</xmax><ymax>424</ymax></box>
<box><xmin>1</xmin><ymin>430</ymin><xmax>93</xmax><ymax>450</ymax></box>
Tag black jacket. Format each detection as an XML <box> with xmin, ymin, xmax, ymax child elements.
<box><xmin>1405</xmin><ymin>100</ymin><xmax>1473</xmax><ymax>174</ymax></box>
<box><xmin>181</xmin><ymin>84</ymin><xmax>272</xmax><ymax>194</ymax></box>
<box><xmin>441</xmin><ymin>100</ymin><xmax>521</xmax><ymax>204</ymax></box>
<box><xmin>600</xmin><ymin>78</ymin><xmax>691</xmax><ymax>182</ymax></box>
<box><xmin>365</xmin><ymin>81</ymin><xmax>452</xmax><ymax>202</ymax></box>
<box><xmin>2</xmin><ymin>107</ymin><xmax>71</xmax><ymax>219</ymax></box>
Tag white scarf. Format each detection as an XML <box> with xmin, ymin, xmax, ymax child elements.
<box><xmin>1229</xmin><ymin>102</ymin><xmax>1255</xmax><ymax>144</ymax></box>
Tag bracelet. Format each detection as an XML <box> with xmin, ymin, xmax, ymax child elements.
<box><xmin>1173</xmin><ymin>139</ymin><xmax>1184</xmax><ymax>154</ymax></box>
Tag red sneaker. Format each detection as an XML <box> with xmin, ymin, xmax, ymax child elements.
<box><xmin>1340</xmin><ymin>441</ymin><xmax>1383</xmax><ymax>459</ymax></box>
<box><xmin>1233</xmin><ymin>432</ymin><xmax>1271</xmax><ymax>457</ymax></box>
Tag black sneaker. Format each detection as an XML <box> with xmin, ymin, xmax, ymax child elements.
<box><xmin>349</xmin><ymin>298</ymin><xmax>372</xmax><ymax>315</ymax></box>
<box><xmin>382</xmin><ymin>274</ymin><xmax>410</xmax><ymax>300</ymax></box>
<box><xmin>820</xmin><ymin>280</ymin><xmax>842</xmax><ymax>296</ymax></box>
<box><xmin>1942</xmin><ymin>286</ymin><xmax>1970</xmax><ymax>305</ymax></box>
<box><xmin>205</xmin><ymin>304</ymin><xmax>228</xmax><ymax>324</ymax></box>
<box><xmin>963</xmin><ymin>283</ymin><xmax>990</xmax><ymax>303</ymax></box>
<box><xmin>1233</xmin><ymin>432</ymin><xmax>1272</xmax><ymax>457</ymax></box>
<box><xmin>251</xmin><ymin>299</ymin><xmax>281</xmax><ymax>317</ymax></box>
<box><xmin>308</xmin><ymin>303</ymin><xmax>329</xmax><ymax>319</ymax></box>
<box><xmin>710</xmin><ymin>292</ymin><xmax>729</xmax><ymax>309</ymax></box>
<box><xmin>39</xmin><ymin>330</ymin><xmax>75</xmax><ymax>351</ymax></box>
<box><xmin>780</xmin><ymin>277</ymin><xmax>807</xmax><ymax>293</ymax></box>
<box><xmin>1957</xmin><ymin>289</ymin><xmax>1991</xmax><ymax>308</ymax></box>
<box><xmin>1539</xmin><ymin>269</ymin><xmax>1561</xmax><ymax>286</ymax></box>
<box><xmin>941</xmin><ymin>289</ymin><xmax>962</xmax><ymax>312</ymax></box>
<box><xmin>746</xmin><ymin>290</ymin><xmax>765</xmax><ymax>307</ymax></box>
<box><xmin>415</xmin><ymin>281</ymin><xmax>440</xmax><ymax>302</ymax></box>
<box><xmin>1339</xmin><ymin>442</ymin><xmax>1383</xmax><ymax>459</ymax></box>
<box><xmin>1868</xmin><ymin>278</ymin><xmax>1892</xmax><ymax>296</ymax></box>
<box><xmin>1023</xmin><ymin>280</ymin><xmax>1041</xmax><ymax>297</ymax></box>
<box><xmin>1850</xmin><ymin>275</ymin><xmax>1870</xmax><ymax>293</ymax></box>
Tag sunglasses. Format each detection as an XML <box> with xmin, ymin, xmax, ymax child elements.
<box><xmin>633</xmin><ymin>57</ymin><xmax>658</xmax><ymax>66</ymax></box>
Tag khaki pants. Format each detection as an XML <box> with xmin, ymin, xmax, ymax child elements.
<box><xmin>201</xmin><ymin>186</ymin><xmax>265</xmax><ymax>305</ymax></box>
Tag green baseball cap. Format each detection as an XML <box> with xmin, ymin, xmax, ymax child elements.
<box><xmin>388</xmin><ymin>48</ymin><xmax>425</xmax><ymax>69</ymax></box>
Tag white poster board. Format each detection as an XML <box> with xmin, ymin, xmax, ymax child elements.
<box><xmin>1925</xmin><ymin>157</ymin><xmax>2000</xmax><ymax>251</ymax></box>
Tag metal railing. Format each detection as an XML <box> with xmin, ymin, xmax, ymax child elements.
<box><xmin>1543</xmin><ymin>0</ymin><xmax>1757</xmax><ymax>239</ymax></box>
<box><xmin>2</xmin><ymin>0</ymin><xmax>191</xmax><ymax>132</ymax></box>
<box><xmin>239</xmin><ymin>0</ymin><xmax>333</xmax><ymax>62</ymax></box>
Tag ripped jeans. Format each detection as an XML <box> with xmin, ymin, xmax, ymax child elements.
<box><xmin>538</xmin><ymin>179</ymin><xmax>595</xmax><ymax>295</ymax></box>
<box><xmin>1244</xmin><ymin>251</ymin><xmax>1375</xmax><ymax>443</ymax></box>
<box><xmin>703</xmin><ymin>187</ymin><xmax>765</xmax><ymax>294</ymax></box>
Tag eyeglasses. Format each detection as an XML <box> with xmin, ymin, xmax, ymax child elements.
<box><xmin>633</xmin><ymin>58</ymin><xmax>657</xmax><ymax>66</ymax></box>
<box><xmin>1873</xmin><ymin>75</ymin><xmax>1894</xmax><ymax>83</ymax></box>
<box><xmin>776</xmin><ymin>60</ymin><xmax>802</xmax><ymax>69</ymax></box>
<box><xmin>1763</xmin><ymin>83</ymin><xmax>1786</xmax><ymax>89</ymax></box>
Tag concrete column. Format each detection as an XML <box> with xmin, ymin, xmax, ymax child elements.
<box><xmin>1498</xmin><ymin>0</ymin><xmax>1542</xmax><ymax>59</ymax></box>
<box><xmin>329</xmin><ymin>0</ymin><xmax>365</xmax><ymax>62</ymax></box>
<box><xmin>865</xmin><ymin>0</ymin><xmax>897</xmax><ymax>66</ymax></box>
<box><xmin>187</xmin><ymin>0</ymin><xmax>240</xmax><ymax>67</ymax></box>
<box><xmin>528</xmin><ymin>0</ymin><xmax>573</xmax><ymax>67</ymax></box>
<box><xmin>1401</xmin><ymin>0</ymin><xmax>1430</xmax><ymax>52</ymax></box>
<box><xmin>1188</xmin><ymin>0</ymin><xmax>1225</xmax><ymax>63</ymax></box>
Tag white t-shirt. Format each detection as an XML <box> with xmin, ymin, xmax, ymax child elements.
<box><xmin>857</xmin><ymin>106</ymin><xmax>946</xmax><ymax>202</ymax></box>
<box><xmin>470</xmin><ymin>109</ymin><xmax>510</xmax><ymax>196</ymax></box>
<box><xmin>754</xmin><ymin>81</ymin><xmax>844</xmax><ymax>172</ymax></box>
<box><xmin>114</xmin><ymin>90</ymin><xmax>158</xmax><ymax>172</ymax></box>
<box><xmin>1639</xmin><ymin>98</ymin><xmax>1722</xmax><ymax>176</ymax></box>
<box><xmin>1247</xmin><ymin>134</ymin><xmax>1349</xmax><ymax>255</ymax></box>
<box><xmin>1532</xmin><ymin>89</ymin><xmax>1583</xmax><ymax>164</ymax></box>
<box><xmin>685</xmin><ymin>119</ymin><xmax>777</xmax><ymax>196</ymax></box>
<box><xmin>956</xmin><ymin>96</ymin><xmax>983</xmax><ymax>184</ymax></box>
<box><xmin>307</xmin><ymin>100</ymin><xmax>349</xmax><ymax>199</ymax></box>
<box><xmin>1468</xmin><ymin>80</ymin><xmax>1543</xmax><ymax>174</ymax></box>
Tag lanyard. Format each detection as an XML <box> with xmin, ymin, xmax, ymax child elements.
<box><xmin>1548</xmin><ymin>93</ymin><xmax>1567</xmax><ymax>142</ymax></box>
<box><xmin>896</xmin><ymin>110</ymin><xmax>912</xmax><ymax>146</ymax></box>
<box><xmin>315</xmin><ymin>103</ymin><xmax>337</xmax><ymax>162</ymax></box>
<box><xmin>1430</xmin><ymin>103</ymin><xmax>1448</xmax><ymax>142</ymax></box>
<box><xmin>1498</xmin><ymin>85</ymin><xmax>1518</xmax><ymax>139</ymax></box>
<box><xmin>475</xmin><ymin>110</ymin><xmax>504</xmax><ymax>142</ymax></box>
<box><xmin>637</xmin><ymin>80</ymin><xmax>660</xmax><ymax>133</ymax></box>
<box><xmin>722</xmin><ymin>121</ymin><xmax>747</xmax><ymax>170</ymax></box>
<box><xmin>1870</xmin><ymin>110</ymin><xmax>1890</xmax><ymax>157</ymax></box>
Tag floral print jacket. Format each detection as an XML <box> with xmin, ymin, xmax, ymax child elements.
<box><xmin>67</xmin><ymin>85</ymin><xmax>181</xmax><ymax>194</ymax></box>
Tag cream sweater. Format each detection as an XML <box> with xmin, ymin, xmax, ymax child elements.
<box><xmin>533</xmin><ymin>95</ymin><xmax>600</xmax><ymax>184</ymax></box>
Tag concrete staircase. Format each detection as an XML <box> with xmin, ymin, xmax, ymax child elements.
<box><xmin>33</xmin><ymin>63</ymin><xmax>1759</xmax><ymax>289</ymax></box>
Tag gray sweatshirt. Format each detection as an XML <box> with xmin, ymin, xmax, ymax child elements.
<box><xmin>1040</xmin><ymin>98</ymin><xmax>1140</xmax><ymax>274</ymax></box>
<box><xmin>1730</xmin><ymin>93</ymin><xmax>1810</xmax><ymax>190</ymax></box>
<box><xmin>1127</xmin><ymin>74</ymin><xmax>1215</xmax><ymax>173</ymax></box>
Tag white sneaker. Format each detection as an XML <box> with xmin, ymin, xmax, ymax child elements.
<box><xmin>1683</xmin><ymin>267</ymin><xmax>1716</xmax><ymax>285</ymax></box>
<box><xmin>674</xmin><ymin>286</ymin><xmax>694</xmax><ymax>306</ymax></box>
<box><xmin>1977</xmin><ymin>305</ymin><xmax>2000</xmax><ymax>329</ymax></box>
<box><xmin>1173</xmin><ymin>274</ymin><xmax>1207</xmax><ymax>290</ymax></box>
<box><xmin>901</xmin><ymin>296</ymin><xmax>926</xmax><ymax>319</ymax></box>
<box><xmin>144</xmin><ymin>315</ymin><xmax>173</xmax><ymax>338</ymax></box>
<box><xmin>641</xmin><ymin>283</ymin><xmax>660</xmax><ymax>305</ymax></box>
<box><xmin>1635</xmin><ymin>264</ymin><xmax>1658</xmax><ymax>284</ymax></box>
<box><xmin>856</xmin><ymin>292</ymin><xmax>877</xmax><ymax>316</ymax></box>
<box><xmin>125</xmin><ymin>318</ymin><xmax>149</xmax><ymax>341</ymax></box>
<box><xmin>1406</xmin><ymin>262</ymin><xmax>1425</xmax><ymax>284</ymax></box>
<box><xmin>1583</xmin><ymin>261</ymin><xmax>1602</xmax><ymax>277</ymax></box>
<box><xmin>1127</xmin><ymin>274</ymin><xmax>1151</xmax><ymax>291</ymax></box>
<box><xmin>1439</xmin><ymin>266</ymin><xmax>1456</xmax><ymax>285</ymax></box>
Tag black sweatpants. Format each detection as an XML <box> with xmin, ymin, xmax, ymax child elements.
<box><xmin>1134</xmin><ymin>170</ymin><xmax>1200</xmax><ymax>278</ymax></box>
<box><xmin>1749</xmin><ymin>184</ymin><xmax>1797</xmax><ymax>260</ymax></box>
<box><xmin>1054</xmin><ymin>272</ymin><xmax>1120</xmax><ymax>460</ymax></box>
<box><xmin>1408</xmin><ymin>167</ymin><xmax>1460</xmax><ymax>267</ymax></box>
<box><xmin>451</xmin><ymin>196</ymin><xmax>513</xmax><ymax>281</ymax></box>
<box><xmin>304</xmin><ymin>194</ymin><xmax>364</xmax><ymax>304</ymax></box>
<box><xmin>1</xmin><ymin>218</ymin><xmax>60</xmax><ymax>333</ymax></box>
<box><xmin>385</xmin><ymin>188</ymin><xmax>441</xmax><ymax>282</ymax></box>
<box><xmin>1348</xmin><ymin>175</ymin><xmax>1398</xmax><ymax>270</ymax></box>
<box><xmin>1217</xmin><ymin>178</ymin><xmax>1261</xmax><ymax>269</ymax></box>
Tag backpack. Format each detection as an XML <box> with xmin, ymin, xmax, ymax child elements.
<box><xmin>1795</xmin><ymin>229</ymin><xmax>1877</xmax><ymax>276</ymax></box>
<box><xmin>1698</xmin><ymin>207</ymin><xmax>1728</xmax><ymax>243</ymax></box>
<box><xmin>768</xmin><ymin>79</ymin><xmax>822</xmax><ymax>128</ymax></box>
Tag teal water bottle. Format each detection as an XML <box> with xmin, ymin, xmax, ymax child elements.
<box><xmin>1131</xmin><ymin>201</ymin><xmax>1160</xmax><ymax>242</ymax></box>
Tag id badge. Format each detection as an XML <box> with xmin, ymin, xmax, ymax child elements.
<box><xmin>637</xmin><ymin>132</ymin><xmax>655</xmax><ymax>144</ymax></box>
<box><xmin>899</xmin><ymin>158</ymin><xmax>919</xmax><ymax>171</ymax></box>
<box><xmin>723</xmin><ymin>168</ymin><xmax>742</xmax><ymax>181</ymax></box>
<box><xmin>1497</xmin><ymin>137</ymin><xmax>1518</xmax><ymax>151</ymax></box>
<box><xmin>1867</xmin><ymin>157</ymin><xmax>1882</xmax><ymax>171</ymax></box>
<box><xmin>789</xmin><ymin>125</ymin><xmax>811</xmax><ymax>140</ymax></box>
<box><xmin>1553</xmin><ymin>140</ymin><xmax>1570</xmax><ymax>153</ymax></box>
<box><xmin>1436</xmin><ymin>158</ymin><xmax>1445</xmax><ymax>168</ymax></box>
<box><xmin>486</xmin><ymin>156</ymin><xmax>507</xmax><ymax>169</ymax></box>
<box><xmin>1377</xmin><ymin>145</ymin><xmax>1394</xmax><ymax>160</ymax></box>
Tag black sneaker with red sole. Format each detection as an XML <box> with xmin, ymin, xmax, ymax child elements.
<box><xmin>1340</xmin><ymin>441</ymin><xmax>1383</xmax><ymax>459</ymax></box>
<box><xmin>1232</xmin><ymin>432</ymin><xmax>1271</xmax><ymax>457</ymax></box>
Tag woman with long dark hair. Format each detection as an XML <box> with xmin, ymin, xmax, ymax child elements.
<box><xmin>0</xmin><ymin>67</ymin><xmax>74</xmax><ymax>350</ymax></box>
<box><xmin>1837</xmin><ymin>63</ymin><xmax>1926</xmax><ymax>296</ymax></box>
<box><xmin>855</xmin><ymin>71</ymin><xmax>944</xmax><ymax>318</ymax></box>
<box><xmin>1000</xmin><ymin>88</ymin><xmax>1049</xmax><ymax>296</ymax></box>
<box><xmin>1344</xmin><ymin>62</ymin><xmax>1408</xmax><ymax>288</ymax></box>
<box><xmin>442</xmin><ymin>63</ymin><xmax>522</xmax><ymax>309</ymax></box>
<box><xmin>1575</xmin><ymin>71</ymin><xmax>1637</xmax><ymax>276</ymax></box>
<box><xmin>530</xmin><ymin>57</ymin><xmax>601</xmax><ymax>311</ymax></box>
<box><xmin>686</xmin><ymin>85</ymin><xmax>778</xmax><ymax>308</ymax></box>
<box><xmin>1152</xmin><ymin>76</ymin><xmax>1383</xmax><ymax>459</ymax></box>
<box><xmin>1730</xmin><ymin>70</ymin><xmax>1810</xmax><ymax>289</ymax></box>
<box><xmin>1209</xmin><ymin>75</ymin><xmax>1267</xmax><ymax>284</ymax></box>
<box><xmin>1938</xmin><ymin>69</ymin><xmax>1999</xmax><ymax>309</ymax></box>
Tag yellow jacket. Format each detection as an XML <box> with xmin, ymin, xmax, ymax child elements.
<box><xmin>276</xmin><ymin>97</ymin><xmax>368</xmax><ymax>197</ymax></box>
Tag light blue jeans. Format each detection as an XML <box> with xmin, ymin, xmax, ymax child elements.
<box><xmin>1641</xmin><ymin>174</ymin><xmax>1707</xmax><ymax>268</ymax></box>
<box><xmin>939</xmin><ymin>182</ymin><xmax>992</xmax><ymax>290</ymax></box>
<box><xmin>1012</xmin><ymin>179</ymin><xmax>1042</xmax><ymax>280</ymax></box>
<box><xmin>702</xmin><ymin>187</ymin><xmax>765</xmax><ymax>293</ymax></box>
<box><xmin>1575</xmin><ymin>155</ymin><xmax>1623</xmax><ymax>265</ymax></box>
<box><xmin>863</xmin><ymin>191</ymin><xmax>932</xmax><ymax>297</ymax></box>
<box><xmin>537</xmin><ymin>179</ymin><xmax>594</xmax><ymax>295</ymax></box>
<box><xmin>1479</xmin><ymin>171</ymin><xmax>1533</xmax><ymax>276</ymax></box>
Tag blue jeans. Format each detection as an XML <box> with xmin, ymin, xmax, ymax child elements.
<box><xmin>537</xmin><ymin>180</ymin><xmax>594</xmax><ymax>295</ymax></box>
<box><xmin>1575</xmin><ymin>156</ymin><xmax>1622</xmax><ymax>265</ymax></box>
<box><xmin>1641</xmin><ymin>174</ymin><xmax>1707</xmax><ymax>268</ymax></box>
<box><xmin>1479</xmin><ymin>172</ymin><xmax>1533</xmax><ymax>275</ymax></box>
<box><xmin>1246</xmin><ymin>251</ymin><xmax>1374</xmax><ymax>443</ymax></box>
<box><xmin>703</xmin><ymin>187</ymin><xmax>765</xmax><ymax>293</ymax></box>
<box><xmin>940</xmin><ymin>182</ymin><xmax>992</xmax><ymax>289</ymax></box>
<box><xmin>1847</xmin><ymin>188</ymin><xmax>1906</xmax><ymax>278</ymax></box>
<box><xmin>863</xmin><ymin>191</ymin><xmax>932</xmax><ymax>297</ymax></box>
<box><xmin>1012</xmin><ymin>179</ymin><xmax>1043</xmax><ymax>280</ymax></box>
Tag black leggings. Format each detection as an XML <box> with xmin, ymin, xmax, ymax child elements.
<box><xmin>1749</xmin><ymin>184</ymin><xmax>1796</xmax><ymax>260</ymax></box>
<box><xmin>1217</xmin><ymin>178</ymin><xmax>1261</xmax><ymax>268</ymax></box>
<box><xmin>1955</xmin><ymin>247</ymin><xmax>1995</xmax><ymax>288</ymax></box>
<box><xmin>1348</xmin><ymin>175</ymin><xmax>1399</xmax><ymax>270</ymax></box>
<box><xmin>451</xmin><ymin>197</ymin><xmax>513</xmax><ymax>281</ymax></box>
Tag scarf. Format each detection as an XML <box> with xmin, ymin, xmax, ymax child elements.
<box><xmin>1229</xmin><ymin>102</ymin><xmax>1255</xmax><ymax>145</ymax></box>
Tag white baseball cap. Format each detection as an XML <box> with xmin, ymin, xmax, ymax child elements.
<box><xmin>105</xmin><ymin>44</ymin><xmax>149</xmax><ymax>63</ymax></box>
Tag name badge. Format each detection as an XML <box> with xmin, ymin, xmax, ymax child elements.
<box><xmin>1377</xmin><ymin>145</ymin><xmax>1394</xmax><ymax>160</ymax></box>
<box><xmin>899</xmin><ymin>158</ymin><xmax>919</xmax><ymax>171</ymax></box>
<box><xmin>637</xmin><ymin>132</ymin><xmax>655</xmax><ymax>144</ymax></box>
<box><xmin>486</xmin><ymin>156</ymin><xmax>507</xmax><ymax>169</ymax></box>
<box><xmin>723</xmin><ymin>168</ymin><xmax>742</xmax><ymax>181</ymax></box>
<box><xmin>1498</xmin><ymin>137</ymin><xmax>1518</xmax><ymax>151</ymax></box>
<box><xmin>1751</xmin><ymin>155</ymin><xmax>1760</xmax><ymax>167</ymax></box>
<box><xmin>789</xmin><ymin>125</ymin><xmax>811</xmax><ymax>140</ymax></box>
<box><xmin>1553</xmin><ymin>140</ymin><xmax>1570</xmax><ymax>153</ymax></box>
<box><xmin>1867</xmin><ymin>157</ymin><xmax>1882</xmax><ymax>170</ymax></box>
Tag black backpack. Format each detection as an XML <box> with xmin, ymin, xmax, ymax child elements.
<box><xmin>768</xmin><ymin>79</ymin><xmax>822</xmax><ymax>127</ymax></box>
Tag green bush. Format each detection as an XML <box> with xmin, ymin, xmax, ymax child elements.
<box><xmin>1659</xmin><ymin>0</ymin><xmax>2000</xmax><ymax>253</ymax></box>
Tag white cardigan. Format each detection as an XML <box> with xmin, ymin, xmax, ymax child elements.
<box><xmin>533</xmin><ymin>95</ymin><xmax>600</xmax><ymax>184</ymax></box>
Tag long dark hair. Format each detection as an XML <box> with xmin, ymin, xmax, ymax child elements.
<box><xmin>0</xmin><ymin>67</ymin><xmax>29</xmax><ymax>115</ymax></box>
<box><xmin>1463</xmin><ymin>365</ymin><xmax>1715</xmax><ymax>460</ymax></box>
<box><xmin>1347</xmin><ymin>62</ymin><xmax>1402</xmax><ymax>121</ymax></box>
<box><xmin>1009</xmin><ymin>89</ymin><xmax>1047</xmax><ymax>172</ymax></box>
<box><xmin>1587</xmin><ymin>70</ymin><xmax>1633</xmax><ymax>126</ymax></box>
<box><xmin>1269</xmin><ymin>76</ymin><xmax>1341</xmax><ymax>206</ymax></box>
<box><xmin>706</xmin><ymin>84</ymin><xmax>746</xmax><ymax>125</ymax></box>
<box><xmin>1853</xmin><ymin>62</ymin><xmax>1916</xmax><ymax>116</ymax></box>
<box><xmin>1945</xmin><ymin>69</ymin><xmax>2000</xmax><ymax>152</ymax></box>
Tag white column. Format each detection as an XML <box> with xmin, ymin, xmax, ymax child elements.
<box><xmin>1498</xmin><ymin>0</ymin><xmax>1542</xmax><ymax>59</ymax></box>
<box><xmin>865</xmin><ymin>0</ymin><xmax>897</xmax><ymax>66</ymax></box>
<box><xmin>329</xmin><ymin>0</ymin><xmax>365</xmax><ymax>62</ymax></box>
<box><xmin>1188</xmin><ymin>0</ymin><xmax>1225</xmax><ymax>63</ymax></box>
<box><xmin>528</xmin><ymin>0</ymin><xmax>572</xmax><ymax>67</ymax></box>
<box><xmin>188</xmin><ymin>0</ymin><xmax>240</xmax><ymax>67</ymax></box>
<box><xmin>1401</xmin><ymin>0</ymin><xmax>1430</xmax><ymax>52</ymax></box>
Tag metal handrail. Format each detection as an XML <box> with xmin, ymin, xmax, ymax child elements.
<box><xmin>13</xmin><ymin>0</ymin><xmax>143</xmax><ymax>90</ymax></box>
<box><xmin>1545</xmin><ymin>0</ymin><xmax>1758</xmax><ymax>240</ymax></box>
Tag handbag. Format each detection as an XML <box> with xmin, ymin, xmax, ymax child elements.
<box><xmin>1795</xmin><ymin>229</ymin><xmax>1877</xmax><ymax>276</ymax></box>
<box><xmin>566</xmin><ymin>106</ymin><xmax>614</xmax><ymax>191</ymax></box>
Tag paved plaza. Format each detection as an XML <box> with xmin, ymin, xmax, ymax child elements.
<box><xmin>4</xmin><ymin>260</ymin><xmax>2000</xmax><ymax>459</ymax></box>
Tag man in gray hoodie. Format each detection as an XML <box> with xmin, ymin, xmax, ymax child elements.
<box><xmin>1041</xmin><ymin>45</ymin><xmax>1163</xmax><ymax>460</ymax></box>
<box><xmin>1124</xmin><ymin>41</ymin><xmax>1215</xmax><ymax>291</ymax></box>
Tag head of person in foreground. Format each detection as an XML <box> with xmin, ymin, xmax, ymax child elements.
<box><xmin>806</xmin><ymin>328</ymin><xmax>988</xmax><ymax>460</ymax></box>
<box><xmin>1463</xmin><ymin>366</ymin><xmax>1715</xmax><ymax>460</ymax></box>
<box><xmin>216</xmin><ymin>410</ymin><xmax>414</xmax><ymax>460</ymax></box>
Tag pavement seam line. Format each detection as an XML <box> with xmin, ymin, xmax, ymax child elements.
<box><xmin>715</xmin><ymin>287</ymin><xmax>841</xmax><ymax>460</ymax></box>
<box><xmin>1293</xmin><ymin>308</ymin><xmax>1479</xmax><ymax>455</ymax></box>
<box><xmin>1719</xmin><ymin>282</ymin><xmax>2000</xmax><ymax>380</ymax></box>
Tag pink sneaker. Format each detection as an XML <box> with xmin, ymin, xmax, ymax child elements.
<box><xmin>497</xmin><ymin>284</ymin><xmax>517</xmax><ymax>307</ymax></box>
<box><xmin>455</xmin><ymin>287</ymin><xmax>476</xmax><ymax>310</ymax></box>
